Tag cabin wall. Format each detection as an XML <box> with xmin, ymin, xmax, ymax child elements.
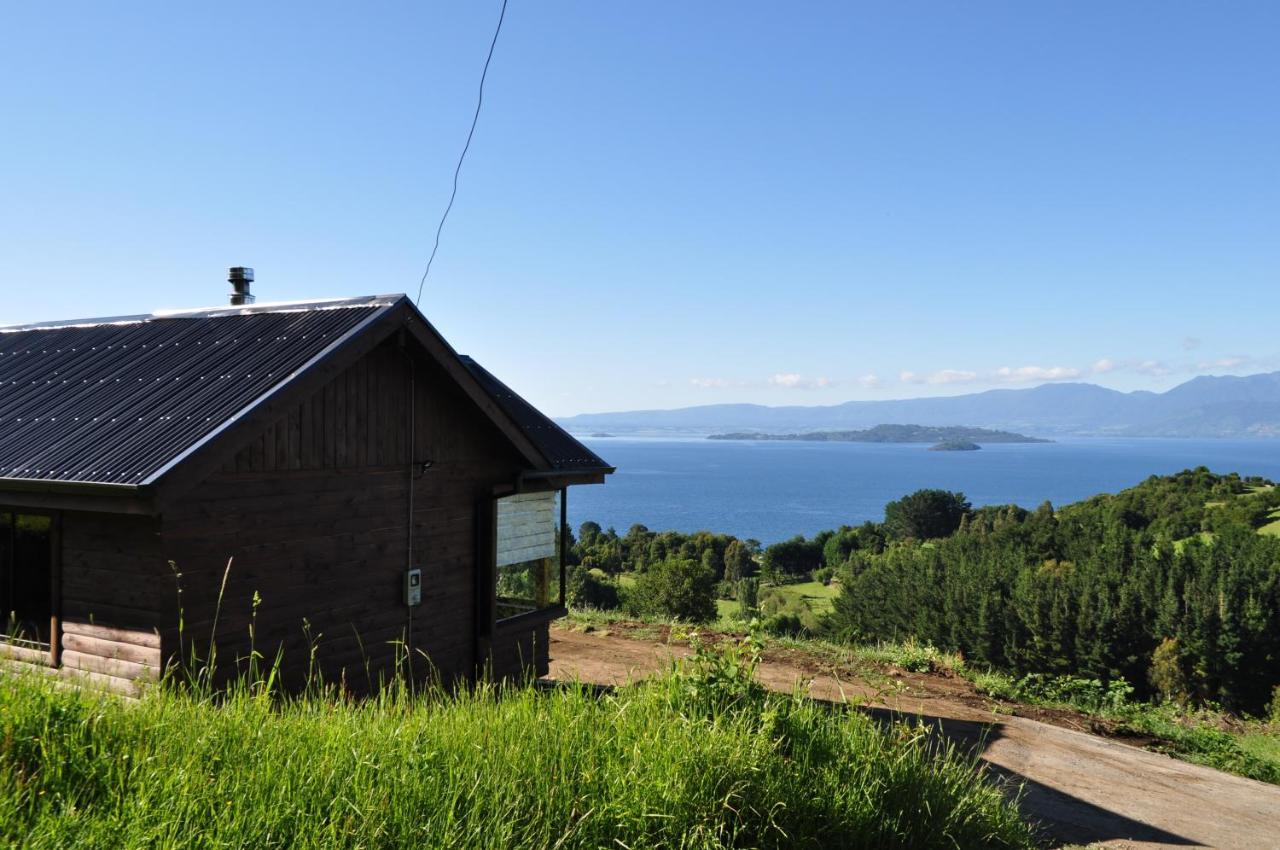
<box><xmin>491</xmin><ymin>618</ymin><xmax>551</xmax><ymax>681</ymax></box>
<box><xmin>58</xmin><ymin>511</ymin><xmax>165</xmax><ymax>695</ymax></box>
<box><xmin>158</xmin><ymin>339</ymin><xmax>532</xmax><ymax>691</ymax></box>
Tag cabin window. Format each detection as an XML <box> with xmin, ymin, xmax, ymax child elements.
<box><xmin>495</xmin><ymin>490</ymin><xmax>565</xmax><ymax>621</ymax></box>
<box><xmin>0</xmin><ymin>511</ymin><xmax>55</xmax><ymax>655</ymax></box>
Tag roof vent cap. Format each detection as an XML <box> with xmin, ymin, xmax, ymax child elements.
<box><xmin>228</xmin><ymin>267</ymin><xmax>255</xmax><ymax>306</ymax></box>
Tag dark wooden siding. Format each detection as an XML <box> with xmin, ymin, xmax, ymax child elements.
<box><xmin>491</xmin><ymin>619</ymin><xmax>551</xmax><ymax>681</ymax></box>
<box><xmin>159</xmin><ymin>339</ymin><xmax>528</xmax><ymax>690</ymax></box>
<box><xmin>59</xmin><ymin>511</ymin><xmax>165</xmax><ymax>694</ymax></box>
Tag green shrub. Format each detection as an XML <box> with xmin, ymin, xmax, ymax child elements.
<box><xmin>762</xmin><ymin>612</ymin><xmax>805</xmax><ymax>637</ymax></box>
<box><xmin>1149</xmin><ymin>637</ymin><xmax>1190</xmax><ymax>705</ymax></box>
<box><xmin>736</xmin><ymin>577</ymin><xmax>760</xmax><ymax>621</ymax></box>
<box><xmin>996</xmin><ymin>673</ymin><xmax>1135</xmax><ymax>714</ymax></box>
<box><xmin>627</xmin><ymin>556</ymin><xmax>718</xmax><ymax>623</ymax></box>
<box><xmin>566</xmin><ymin>566</ymin><xmax>620</xmax><ymax>610</ymax></box>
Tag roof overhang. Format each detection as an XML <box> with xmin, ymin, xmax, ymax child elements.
<box><xmin>0</xmin><ymin>477</ymin><xmax>156</xmax><ymax>515</ymax></box>
<box><xmin>0</xmin><ymin>294</ymin><xmax>611</xmax><ymax>514</ymax></box>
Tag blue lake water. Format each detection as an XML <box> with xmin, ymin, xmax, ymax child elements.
<box><xmin>567</xmin><ymin>438</ymin><xmax>1280</xmax><ymax>544</ymax></box>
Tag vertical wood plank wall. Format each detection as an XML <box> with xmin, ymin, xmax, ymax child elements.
<box><xmin>158</xmin><ymin>339</ymin><xmax>530</xmax><ymax>690</ymax></box>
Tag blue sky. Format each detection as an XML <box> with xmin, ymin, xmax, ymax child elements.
<box><xmin>2</xmin><ymin>2</ymin><xmax>1277</xmax><ymax>416</ymax></box>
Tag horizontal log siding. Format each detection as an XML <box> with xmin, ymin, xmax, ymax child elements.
<box><xmin>161</xmin><ymin>340</ymin><xmax>527</xmax><ymax>691</ymax></box>
<box><xmin>59</xmin><ymin>512</ymin><xmax>165</xmax><ymax>695</ymax></box>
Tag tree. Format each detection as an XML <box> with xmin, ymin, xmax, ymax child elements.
<box><xmin>822</xmin><ymin>527</ymin><xmax>860</xmax><ymax>568</ymax></box>
<box><xmin>578</xmin><ymin>521</ymin><xmax>603</xmax><ymax>546</ymax></box>
<box><xmin>736</xmin><ymin>577</ymin><xmax>759</xmax><ymax>620</ymax></box>
<box><xmin>723</xmin><ymin>539</ymin><xmax>755</xmax><ymax>583</ymax></box>
<box><xmin>883</xmin><ymin>489</ymin><xmax>972</xmax><ymax>540</ymax></box>
<box><xmin>701</xmin><ymin>548</ymin><xmax>720</xmax><ymax>580</ymax></box>
<box><xmin>763</xmin><ymin>535</ymin><xmax>823</xmax><ymax>577</ymax></box>
<box><xmin>628</xmin><ymin>557</ymin><xmax>717</xmax><ymax>622</ymax></box>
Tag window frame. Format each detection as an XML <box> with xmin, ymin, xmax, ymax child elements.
<box><xmin>492</xmin><ymin>487</ymin><xmax>568</xmax><ymax>627</ymax></box>
<box><xmin>0</xmin><ymin>507</ymin><xmax>61</xmax><ymax>667</ymax></box>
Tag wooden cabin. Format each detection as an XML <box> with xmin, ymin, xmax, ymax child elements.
<box><xmin>0</xmin><ymin>288</ymin><xmax>611</xmax><ymax>694</ymax></box>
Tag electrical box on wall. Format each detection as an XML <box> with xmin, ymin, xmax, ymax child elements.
<box><xmin>404</xmin><ymin>568</ymin><xmax>422</xmax><ymax>607</ymax></box>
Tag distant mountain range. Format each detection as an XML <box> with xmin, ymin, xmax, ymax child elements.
<box><xmin>557</xmin><ymin>371</ymin><xmax>1280</xmax><ymax>439</ymax></box>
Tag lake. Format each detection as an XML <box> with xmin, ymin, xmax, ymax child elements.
<box><xmin>567</xmin><ymin>437</ymin><xmax>1280</xmax><ymax>543</ymax></box>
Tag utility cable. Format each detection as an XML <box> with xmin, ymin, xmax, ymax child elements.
<box><xmin>415</xmin><ymin>0</ymin><xmax>509</xmax><ymax>305</ymax></box>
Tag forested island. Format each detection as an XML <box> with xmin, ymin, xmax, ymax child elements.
<box><xmin>708</xmin><ymin>424</ymin><xmax>1050</xmax><ymax>444</ymax></box>
<box><xmin>930</xmin><ymin>440</ymin><xmax>980</xmax><ymax>451</ymax></box>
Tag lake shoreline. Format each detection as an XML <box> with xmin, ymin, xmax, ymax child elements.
<box><xmin>567</xmin><ymin>436</ymin><xmax>1280</xmax><ymax>544</ymax></box>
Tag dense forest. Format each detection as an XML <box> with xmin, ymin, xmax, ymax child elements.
<box><xmin>567</xmin><ymin>468</ymin><xmax>1280</xmax><ymax>714</ymax></box>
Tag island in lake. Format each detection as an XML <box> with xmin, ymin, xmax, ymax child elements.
<box><xmin>930</xmin><ymin>439</ymin><xmax>981</xmax><ymax>451</ymax></box>
<box><xmin>708</xmin><ymin>424</ymin><xmax>1050</xmax><ymax>444</ymax></box>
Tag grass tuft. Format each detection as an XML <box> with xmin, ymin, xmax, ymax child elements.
<box><xmin>0</xmin><ymin>659</ymin><xmax>1034</xmax><ymax>849</ymax></box>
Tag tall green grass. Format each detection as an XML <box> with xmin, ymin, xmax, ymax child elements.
<box><xmin>1</xmin><ymin>660</ymin><xmax>1033</xmax><ymax>849</ymax></box>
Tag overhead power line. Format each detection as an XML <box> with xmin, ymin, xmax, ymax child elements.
<box><xmin>415</xmin><ymin>0</ymin><xmax>509</xmax><ymax>305</ymax></box>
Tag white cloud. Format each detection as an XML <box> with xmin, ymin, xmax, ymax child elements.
<box><xmin>690</xmin><ymin>377</ymin><xmax>731</xmax><ymax>389</ymax></box>
<box><xmin>857</xmin><ymin>373</ymin><xmax>882</xmax><ymax>389</ymax></box>
<box><xmin>1092</xmin><ymin>358</ymin><xmax>1118</xmax><ymax>374</ymax></box>
<box><xmin>1198</xmin><ymin>356</ymin><xmax>1247</xmax><ymax>370</ymax></box>
<box><xmin>1135</xmin><ymin>360</ymin><xmax>1172</xmax><ymax>377</ymax></box>
<box><xmin>900</xmin><ymin>369</ymin><xmax>978</xmax><ymax>385</ymax></box>
<box><xmin>928</xmin><ymin>369</ymin><xmax>980</xmax><ymax>385</ymax></box>
<box><xmin>768</xmin><ymin>373</ymin><xmax>834</xmax><ymax>390</ymax></box>
<box><xmin>994</xmin><ymin>365</ymin><xmax>1082</xmax><ymax>383</ymax></box>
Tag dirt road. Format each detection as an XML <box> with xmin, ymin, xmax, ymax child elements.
<box><xmin>547</xmin><ymin>626</ymin><xmax>1280</xmax><ymax>850</ymax></box>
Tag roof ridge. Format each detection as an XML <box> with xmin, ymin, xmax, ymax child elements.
<box><xmin>1</xmin><ymin>294</ymin><xmax>407</xmax><ymax>334</ymax></box>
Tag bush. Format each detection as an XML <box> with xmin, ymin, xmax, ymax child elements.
<box><xmin>1003</xmin><ymin>673</ymin><xmax>1135</xmax><ymax>714</ymax></box>
<box><xmin>627</xmin><ymin>556</ymin><xmax>717</xmax><ymax>623</ymax></box>
<box><xmin>761</xmin><ymin>612</ymin><xmax>806</xmax><ymax>637</ymax></box>
<box><xmin>1149</xmin><ymin>637</ymin><xmax>1190</xmax><ymax>705</ymax></box>
<box><xmin>736</xmin><ymin>577</ymin><xmax>760</xmax><ymax>621</ymax></box>
<box><xmin>566</xmin><ymin>566</ymin><xmax>620</xmax><ymax>610</ymax></box>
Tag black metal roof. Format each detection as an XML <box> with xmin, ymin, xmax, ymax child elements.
<box><xmin>458</xmin><ymin>356</ymin><xmax>613</xmax><ymax>474</ymax></box>
<box><xmin>0</xmin><ymin>297</ymin><xmax>395</xmax><ymax>486</ymax></box>
<box><xmin>0</xmin><ymin>294</ymin><xmax>611</xmax><ymax>492</ymax></box>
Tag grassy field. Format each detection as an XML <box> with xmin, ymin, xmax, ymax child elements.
<box><xmin>1260</xmin><ymin>506</ymin><xmax>1280</xmax><ymax>537</ymax></box>
<box><xmin>565</xmin><ymin>609</ymin><xmax>1280</xmax><ymax>787</ymax></box>
<box><xmin>0</xmin><ymin>657</ymin><xmax>1035</xmax><ymax>850</ymax></box>
<box><xmin>771</xmin><ymin>579</ymin><xmax>840</xmax><ymax>609</ymax></box>
<box><xmin>715</xmin><ymin>579</ymin><xmax>838</xmax><ymax>629</ymax></box>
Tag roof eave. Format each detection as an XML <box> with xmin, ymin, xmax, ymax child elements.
<box><xmin>0</xmin><ymin>477</ymin><xmax>156</xmax><ymax>515</ymax></box>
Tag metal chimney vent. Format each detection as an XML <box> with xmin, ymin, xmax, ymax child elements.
<box><xmin>228</xmin><ymin>267</ymin><xmax>255</xmax><ymax>306</ymax></box>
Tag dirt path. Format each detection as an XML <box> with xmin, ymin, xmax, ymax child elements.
<box><xmin>547</xmin><ymin>626</ymin><xmax>1280</xmax><ymax>850</ymax></box>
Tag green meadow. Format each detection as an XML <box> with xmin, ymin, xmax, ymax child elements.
<box><xmin>1</xmin><ymin>642</ymin><xmax>1034</xmax><ymax>850</ymax></box>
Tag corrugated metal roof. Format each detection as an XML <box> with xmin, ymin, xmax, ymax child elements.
<box><xmin>458</xmin><ymin>356</ymin><xmax>613</xmax><ymax>474</ymax></box>
<box><xmin>0</xmin><ymin>298</ymin><xmax>394</xmax><ymax>486</ymax></box>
